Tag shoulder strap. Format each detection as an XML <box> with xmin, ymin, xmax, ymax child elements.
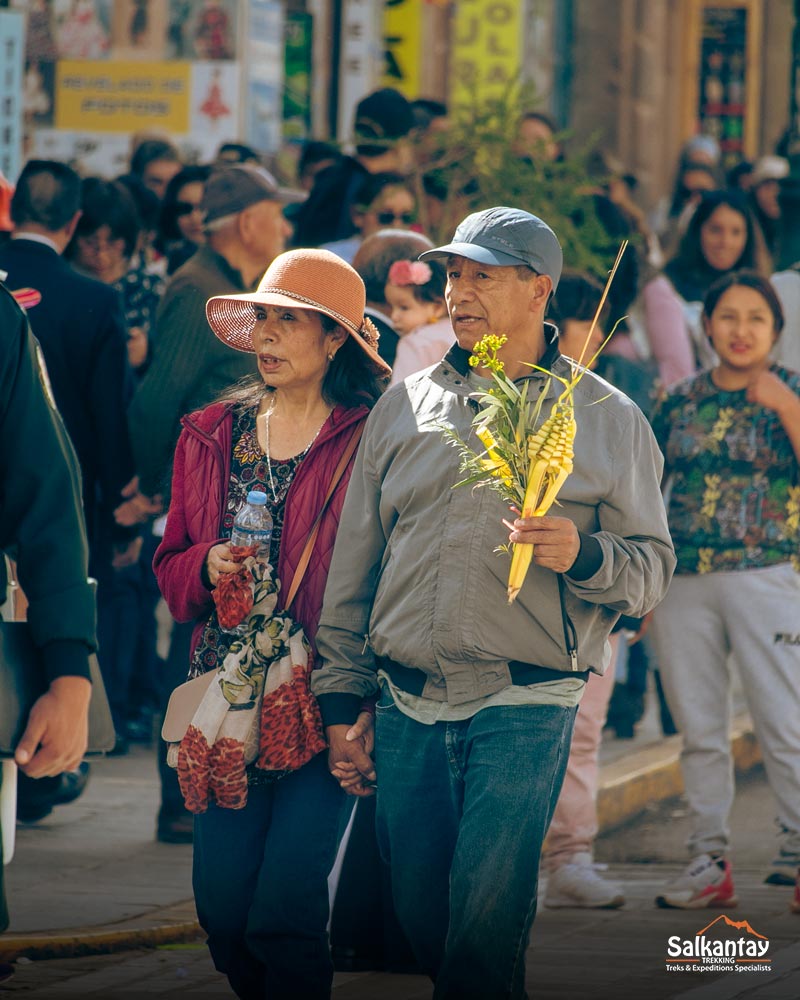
<box><xmin>283</xmin><ymin>422</ymin><xmax>365</xmax><ymax>611</ymax></box>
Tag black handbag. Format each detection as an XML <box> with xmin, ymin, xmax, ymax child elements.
<box><xmin>0</xmin><ymin>621</ymin><xmax>116</xmax><ymax>757</ymax></box>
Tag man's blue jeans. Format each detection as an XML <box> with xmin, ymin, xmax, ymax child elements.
<box><xmin>193</xmin><ymin>752</ymin><xmax>350</xmax><ymax>1000</ymax></box>
<box><xmin>375</xmin><ymin>692</ymin><xmax>576</xmax><ymax>1000</ymax></box>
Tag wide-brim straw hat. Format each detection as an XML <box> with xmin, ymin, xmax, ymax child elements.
<box><xmin>206</xmin><ymin>248</ymin><xmax>391</xmax><ymax>376</ymax></box>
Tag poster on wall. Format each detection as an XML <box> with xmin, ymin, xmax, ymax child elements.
<box><xmin>53</xmin><ymin>0</ymin><xmax>112</xmax><ymax>60</ymax></box>
<box><xmin>55</xmin><ymin>60</ymin><xmax>191</xmax><ymax>134</ymax></box>
<box><xmin>188</xmin><ymin>61</ymin><xmax>240</xmax><ymax>161</ymax></box>
<box><xmin>168</xmin><ymin>0</ymin><xmax>237</xmax><ymax>61</ymax></box>
<box><xmin>245</xmin><ymin>0</ymin><xmax>283</xmax><ymax>154</ymax></box>
<box><xmin>283</xmin><ymin>11</ymin><xmax>312</xmax><ymax>142</ymax></box>
<box><xmin>110</xmin><ymin>0</ymin><xmax>169</xmax><ymax>61</ymax></box>
<box><xmin>0</xmin><ymin>10</ymin><xmax>25</xmax><ymax>183</ymax></box>
<box><xmin>697</xmin><ymin>5</ymin><xmax>748</xmax><ymax>166</ymax></box>
<box><xmin>382</xmin><ymin>0</ymin><xmax>422</xmax><ymax>98</ymax></box>
<box><xmin>449</xmin><ymin>0</ymin><xmax>523</xmax><ymax>115</ymax></box>
<box><xmin>31</xmin><ymin>127</ymin><xmax>131</xmax><ymax>176</ymax></box>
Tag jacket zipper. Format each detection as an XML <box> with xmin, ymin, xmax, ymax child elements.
<box><xmin>557</xmin><ymin>574</ymin><xmax>579</xmax><ymax>670</ymax></box>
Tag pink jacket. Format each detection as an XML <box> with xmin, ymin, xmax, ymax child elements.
<box><xmin>154</xmin><ymin>400</ymin><xmax>369</xmax><ymax>664</ymax></box>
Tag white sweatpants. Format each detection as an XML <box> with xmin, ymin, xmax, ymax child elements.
<box><xmin>650</xmin><ymin>562</ymin><xmax>800</xmax><ymax>860</ymax></box>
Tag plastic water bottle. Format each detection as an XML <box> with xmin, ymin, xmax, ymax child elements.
<box><xmin>223</xmin><ymin>491</ymin><xmax>273</xmax><ymax>635</ymax></box>
<box><xmin>230</xmin><ymin>490</ymin><xmax>273</xmax><ymax>564</ymax></box>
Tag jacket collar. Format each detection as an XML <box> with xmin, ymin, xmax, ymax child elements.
<box><xmin>443</xmin><ymin>321</ymin><xmax>562</xmax><ymax>379</ymax></box>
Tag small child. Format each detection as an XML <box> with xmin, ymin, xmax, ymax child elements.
<box><xmin>385</xmin><ymin>258</ymin><xmax>454</xmax><ymax>385</ymax></box>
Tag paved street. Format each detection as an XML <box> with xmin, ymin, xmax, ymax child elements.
<box><xmin>2</xmin><ymin>765</ymin><xmax>798</xmax><ymax>999</ymax></box>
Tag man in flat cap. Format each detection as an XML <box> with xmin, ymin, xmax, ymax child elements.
<box><xmin>312</xmin><ymin>207</ymin><xmax>675</xmax><ymax>997</ymax></box>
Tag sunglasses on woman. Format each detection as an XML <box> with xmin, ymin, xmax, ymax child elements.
<box><xmin>376</xmin><ymin>210</ymin><xmax>415</xmax><ymax>226</ymax></box>
<box><xmin>174</xmin><ymin>201</ymin><xmax>202</xmax><ymax>217</ymax></box>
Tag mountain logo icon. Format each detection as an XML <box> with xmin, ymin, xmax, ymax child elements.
<box><xmin>696</xmin><ymin>914</ymin><xmax>767</xmax><ymax>939</ymax></box>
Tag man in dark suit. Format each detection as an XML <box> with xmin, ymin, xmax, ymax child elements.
<box><xmin>0</xmin><ymin>160</ymin><xmax>137</xmax><ymax>578</ymax></box>
<box><xmin>0</xmin><ymin>160</ymin><xmax>137</xmax><ymax>784</ymax></box>
<box><xmin>0</xmin><ymin>285</ymin><xmax>96</xmax><ymax>944</ymax></box>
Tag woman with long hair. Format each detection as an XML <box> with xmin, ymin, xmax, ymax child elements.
<box><xmin>640</xmin><ymin>190</ymin><xmax>769</xmax><ymax>389</ymax></box>
<box><xmin>154</xmin><ymin>248</ymin><xmax>390</xmax><ymax>998</ymax></box>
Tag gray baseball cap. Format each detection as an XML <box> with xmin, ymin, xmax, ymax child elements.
<box><xmin>201</xmin><ymin>164</ymin><xmax>303</xmax><ymax>225</ymax></box>
<box><xmin>419</xmin><ymin>206</ymin><xmax>563</xmax><ymax>290</ymax></box>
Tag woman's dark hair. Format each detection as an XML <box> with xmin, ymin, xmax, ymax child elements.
<box><xmin>702</xmin><ymin>269</ymin><xmax>785</xmax><ymax>337</ymax></box>
<box><xmin>67</xmin><ymin>177</ymin><xmax>141</xmax><ymax>259</ymax></box>
<box><xmin>667</xmin><ymin>162</ymin><xmax>721</xmax><ymax>217</ymax></box>
<box><xmin>352</xmin><ymin>171</ymin><xmax>412</xmax><ymax>212</ymax></box>
<box><xmin>157</xmin><ymin>164</ymin><xmax>211</xmax><ymax>243</ymax></box>
<box><xmin>219</xmin><ymin>313</ymin><xmax>387</xmax><ymax>411</ymax></box>
<box><xmin>117</xmin><ymin>172</ymin><xmax>161</xmax><ymax>231</ymax></box>
<box><xmin>130</xmin><ymin>138</ymin><xmax>180</xmax><ymax>178</ymax></box>
<box><xmin>548</xmin><ymin>271</ymin><xmax>611</xmax><ymax>329</ymax></box>
<box><xmin>320</xmin><ymin>315</ymin><xmax>388</xmax><ymax>407</ymax></box>
<box><xmin>666</xmin><ymin>190</ymin><xmax>768</xmax><ymax>301</ymax></box>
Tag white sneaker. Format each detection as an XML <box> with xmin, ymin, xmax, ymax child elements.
<box><xmin>655</xmin><ymin>853</ymin><xmax>737</xmax><ymax>909</ymax></box>
<box><xmin>544</xmin><ymin>852</ymin><xmax>625</xmax><ymax>909</ymax></box>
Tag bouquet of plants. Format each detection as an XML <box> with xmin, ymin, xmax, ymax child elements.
<box><xmin>446</xmin><ymin>244</ymin><xmax>627</xmax><ymax>603</ymax></box>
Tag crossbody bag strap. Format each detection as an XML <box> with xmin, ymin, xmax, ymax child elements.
<box><xmin>283</xmin><ymin>422</ymin><xmax>365</xmax><ymax>611</ymax></box>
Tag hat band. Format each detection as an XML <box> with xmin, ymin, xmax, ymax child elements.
<box><xmin>264</xmin><ymin>285</ymin><xmax>359</xmax><ymax>335</ymax></box>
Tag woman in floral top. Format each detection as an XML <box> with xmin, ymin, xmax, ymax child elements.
<box><xmin>649</xmin><ymin>270</ymin><xmax>800</xmax><ymax>913</ymax></box>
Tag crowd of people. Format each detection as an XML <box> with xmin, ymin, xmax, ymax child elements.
<box><xmin>2</xmin><ymin>83</ymin><xmax>800</xmax><ymax>998</ymax></box>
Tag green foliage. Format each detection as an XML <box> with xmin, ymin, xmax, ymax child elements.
<box><xmin>414</xmin><ymin>85</ymin><xmax>627</xmax><ymax>281</ymax></box>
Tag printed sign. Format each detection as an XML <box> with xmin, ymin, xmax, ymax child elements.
<box><xmin>0</xmin><ymin>10</ymin><xmax>25</xmax><ymax>182</ymax></box>
<box><xmin>382</xmin><ymin>0</ymin><xmax>422</xmax><ymax>98</ymax></box>
<box><xmin>55</xmin><ymin>60</ymin><xmax>191</xmax><ymax>133</ymax></box>
<box><xmin>449</xmin><ymin>0</ymin><xmax>523</xmax><ymax>114</ymax></box>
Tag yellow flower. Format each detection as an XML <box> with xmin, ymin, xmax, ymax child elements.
<box><xmin>786</xmin><ymin>486</ymin><xmax>800</xmax><ymax>537</ymax></box>
<box><xmin>697</xmin><ymin>548</ymin><xmax>714</xmax><ymax>574</ymax></box>
<box><xmin>700</xmin><ymin>474</ymin><xmax>722</xmax><ymax>519</ymax></box>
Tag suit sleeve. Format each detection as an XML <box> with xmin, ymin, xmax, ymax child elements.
<box><xmin>86</xmin><ymin>287</ymin><xmax>137</xmax><ymax>543</ymax></box>
<box><xmin>0</xmin><ymin>287</ymin><xmax>96</xmax><ymax>681</ymax></box>
<box><xmin>129</xmin><ymin>281</ymin><xmax>210</xmax><ymax>498</ymax></box>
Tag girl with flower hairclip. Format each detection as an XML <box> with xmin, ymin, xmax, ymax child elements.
<box><xmin>385</xmin><ymin>257</ymin><xmax>455</xmax><ymax>385</ymax></box>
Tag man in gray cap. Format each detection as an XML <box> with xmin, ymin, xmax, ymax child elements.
<box><xmin>312</xmin><ymin>207</ymin><xmax>675</xmax><ymax>996</ymax></box>
<box><xmin>127</xmin><ymin>164</ymin><xmax>297</xmax><ymax>843</ymax></box>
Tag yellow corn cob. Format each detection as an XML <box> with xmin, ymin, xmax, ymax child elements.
<box><xmin>507</xmin><ymin>395</ymin><xmax>576</xmax><ymax>603</ymax></box>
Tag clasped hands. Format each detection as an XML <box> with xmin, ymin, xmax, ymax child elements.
<box><xmin>327</xmin><ymin>712</ymin><xmax>376</xmax><ymax>797</ymax></box>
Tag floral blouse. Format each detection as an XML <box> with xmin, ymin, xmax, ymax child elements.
<box><xmin>650</xmin><ymin>365</ymin><xmax>800</xmax><ymax>574</ymax></box>
<box><xmin>190</xmin><ymin>403</ymin><xmax>304</xmax><ymax>678</ymax></box>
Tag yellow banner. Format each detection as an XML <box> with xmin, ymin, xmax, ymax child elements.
<box><xmin>449</xmin><ymin>0</ymin><xmax>523</xmax><ymax>112</ymax></box>
<box><xmin>56</xmin><ymin>61</ymin><xmax>191</xmax><ymax>133</ymax></box>
<box><xmin>382</xmin><ymin>0</ymin><xmax>422</xmax><ymax>98</ymax></box>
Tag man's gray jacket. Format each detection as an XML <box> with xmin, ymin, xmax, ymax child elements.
<box><xmin>312</xmin><ymin>342</ymin><xmax>676</xmax><ymax>724</ymax></box>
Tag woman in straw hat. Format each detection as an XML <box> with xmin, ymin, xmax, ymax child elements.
<box><xmin>154</xmin><ymin>248</ymin><xmax>390</xmax><ymax>999</ymax></box>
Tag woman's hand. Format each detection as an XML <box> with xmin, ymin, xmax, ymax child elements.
<box><xmin>206</xmin><ymin>543</ymin><xmax>241</xmax><ymax>586</ymax></box>
<box><xmin>747</xmin><ymin>370</ymin><xmax>800</xmax><ymax>417</ymax></box>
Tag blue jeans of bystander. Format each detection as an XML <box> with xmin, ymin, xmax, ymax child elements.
<box><xmin>375</xmin><ymin>691</ymin><xmax>576</xmax><ymax>1000</ymax></box>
